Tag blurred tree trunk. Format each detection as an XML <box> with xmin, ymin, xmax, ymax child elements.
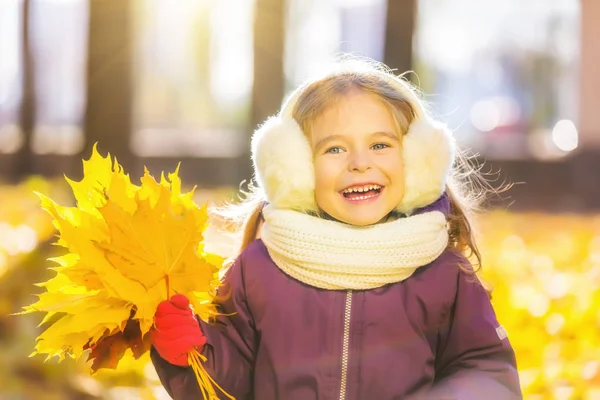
<box><xmin>240</xmin><ymin>0</ymin><xmax>285</xmax><ymax>186</ymax></box>
<box><xmin>83</xmin><ymin>0</ymin><xmax>133</xmax><ymax>173</ymax></box>
<box><xmin>572</xmin><ymin>0</ymin><xmax>600</xmax><ymax>209</ymax></box>
<box><xmin>383</xmin><ymin>0</ymin><xmax>416</xmax><ymax>80</ymax></box>
<box><xmin>14</xmin><ymin>0</ymin><xmax>35</xmax><ymax>181</ymax></box>
<box><xmin>579</xmin><ymin>0</ymin><xmax>600</xmax><ymax>151</ymax></box>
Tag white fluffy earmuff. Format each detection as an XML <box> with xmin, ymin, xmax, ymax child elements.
<box><xmin>251</xmin><ymin>67</ymin><xmax>456</xmax><ymax>215</ymax></box>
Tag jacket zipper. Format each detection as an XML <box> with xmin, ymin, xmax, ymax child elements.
<box><xmin>339</xmin><ymin>290</ymin><xmax>353</xmax><ymax>400</ymax></box>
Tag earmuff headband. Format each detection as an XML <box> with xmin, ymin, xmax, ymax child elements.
<box><xmin>251</xmin><ymin>66</ymin><xmax>456</xmax><ymax>215</ymax></box>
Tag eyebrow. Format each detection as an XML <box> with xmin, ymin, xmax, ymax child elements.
<box><xmin>313</xmin><ymin>131</ymin><xmax>399</xmax><ymax>151</ymax></box>
<box><xmin>373</xmin><ymin>131</ymin><xmax>400</xmax><ymax>142</ymax></box>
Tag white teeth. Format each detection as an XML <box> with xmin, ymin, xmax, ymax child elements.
<box><xmin>350</xmin><ymin>193</ymin><xmax>377</xmax><ymax>201</ymax></box>
<box><xmin>343</xmin><ymin>184</ymin><xmax>381</xmax><ymax>193</ymax></box>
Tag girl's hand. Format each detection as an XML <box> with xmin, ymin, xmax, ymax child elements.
<box><xmin>151</xmin><ymin>294</ymin><xmax>207</xmax><ymax>367</ymax></box>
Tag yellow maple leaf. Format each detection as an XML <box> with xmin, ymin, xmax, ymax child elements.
<box><xmin>20</xmin><ymin>144</ymin><xmax>224</xmax><ymax>376</ymax></box>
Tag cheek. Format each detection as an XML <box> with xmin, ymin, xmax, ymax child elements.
<box><xmin>313</xmin><ymin>158</ymin><xmax>339</xmax><ymax>195</ymax></box>
<box><xmin>380</xmin><ymin>153</ymin><xmax>405</xmax><ymax>186</ymax></box>
<box><xmin>393</xmin><ymin>158</ymin><xmax>405</xmax><ymax>181</ymax></box>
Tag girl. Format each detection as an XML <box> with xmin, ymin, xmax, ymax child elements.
<box><xmin>150</xmin><ymin>59</ymin><xmax>522</xmax><ymax>399</ymax></box>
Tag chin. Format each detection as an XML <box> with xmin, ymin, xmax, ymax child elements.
<box><xmin>348</xmin><ymin>220</ymin><xmax>378</xmax><ymax>227</ymax></box>
<box><xmin>335</xmin><ymin>213</ymin><xmax>388</xmax><ymax>227</ymax></box>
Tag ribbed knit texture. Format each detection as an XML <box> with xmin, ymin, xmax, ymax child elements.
<box><xmin>260</xmin><ymin>206</ymin><xmax>449</xmax><ymax>290</ymax></box>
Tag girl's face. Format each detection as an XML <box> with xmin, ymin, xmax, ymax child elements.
<box><xmin>310</xmin><ymin>90</ymin><xmax>405</xmax><ymax>226</ymax></box>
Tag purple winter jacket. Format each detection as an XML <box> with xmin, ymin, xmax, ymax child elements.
<box><xmin>151</xmin><ymin>203</ymin><xmax>521</xmax><ymax>400</ymax></box>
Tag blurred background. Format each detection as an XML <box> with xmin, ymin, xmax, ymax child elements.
<box><xmin>0</xmin><ymin>0</ymin><xmax>599</xmax><ymax>399</ymax></box>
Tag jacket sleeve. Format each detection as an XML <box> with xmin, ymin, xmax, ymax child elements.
<box><xmin>151</xmin><ymin>255</ymin><xmax>256</xmax><ymax>399</ymax></box>
<box><xmin>430</xmin><ymin>257</ymin><xmax>522</xmax><ymax>400</ymax></box>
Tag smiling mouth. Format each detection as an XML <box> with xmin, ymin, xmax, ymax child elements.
<box><xmin>341</xmin><ymin>184</ymin><xmax>383</xmax><ymax>201</ymax></box>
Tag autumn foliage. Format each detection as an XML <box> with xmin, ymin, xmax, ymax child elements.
<box><xmin>19</xmin><ymin>145</ymin><xmax>224</xmax><ymax>372</ymax></box>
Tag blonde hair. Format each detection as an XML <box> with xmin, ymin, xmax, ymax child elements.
<box><xmin>211</xmin><ymin>60</ymin><xmax>493</xmax><ymax>276</ymax></box>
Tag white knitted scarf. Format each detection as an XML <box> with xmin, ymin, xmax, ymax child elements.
<box><xmin>260</xmin><ymin>205</ymin><xmax>449</xmax><ymax>290</ymax></box>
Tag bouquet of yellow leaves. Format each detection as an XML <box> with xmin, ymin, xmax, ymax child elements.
<box><xmin>19</xmin><ymin>145</ymin><xmax>231</xmax><ymax>399</ymax></box>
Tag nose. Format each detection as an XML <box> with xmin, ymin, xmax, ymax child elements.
<box><xmin>348</xmin><ymin>150</ymin><xmax>372</xmax><ymax>173</ymax></box>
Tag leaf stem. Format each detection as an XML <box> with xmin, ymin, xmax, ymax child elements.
<box><xmin>165</xmin><ymin>275</ymin><xmax>171</xmax><ymax>299</ymax></box>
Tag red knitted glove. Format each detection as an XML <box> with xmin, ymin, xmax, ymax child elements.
<box><xmin>152</xmin><ymin>294</ymin><xmax>207</xmax><ymax>367</ymax></box>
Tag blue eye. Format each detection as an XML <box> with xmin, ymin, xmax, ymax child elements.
<box><xmin>372</xmin><ymin>143</ymin><xmax>390</xmax><ymax>150</ymax></box>
<box><xmin>325</xmin><ymin>147</ymin><xmax>344</xmax><ymax>154</ymax></box>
